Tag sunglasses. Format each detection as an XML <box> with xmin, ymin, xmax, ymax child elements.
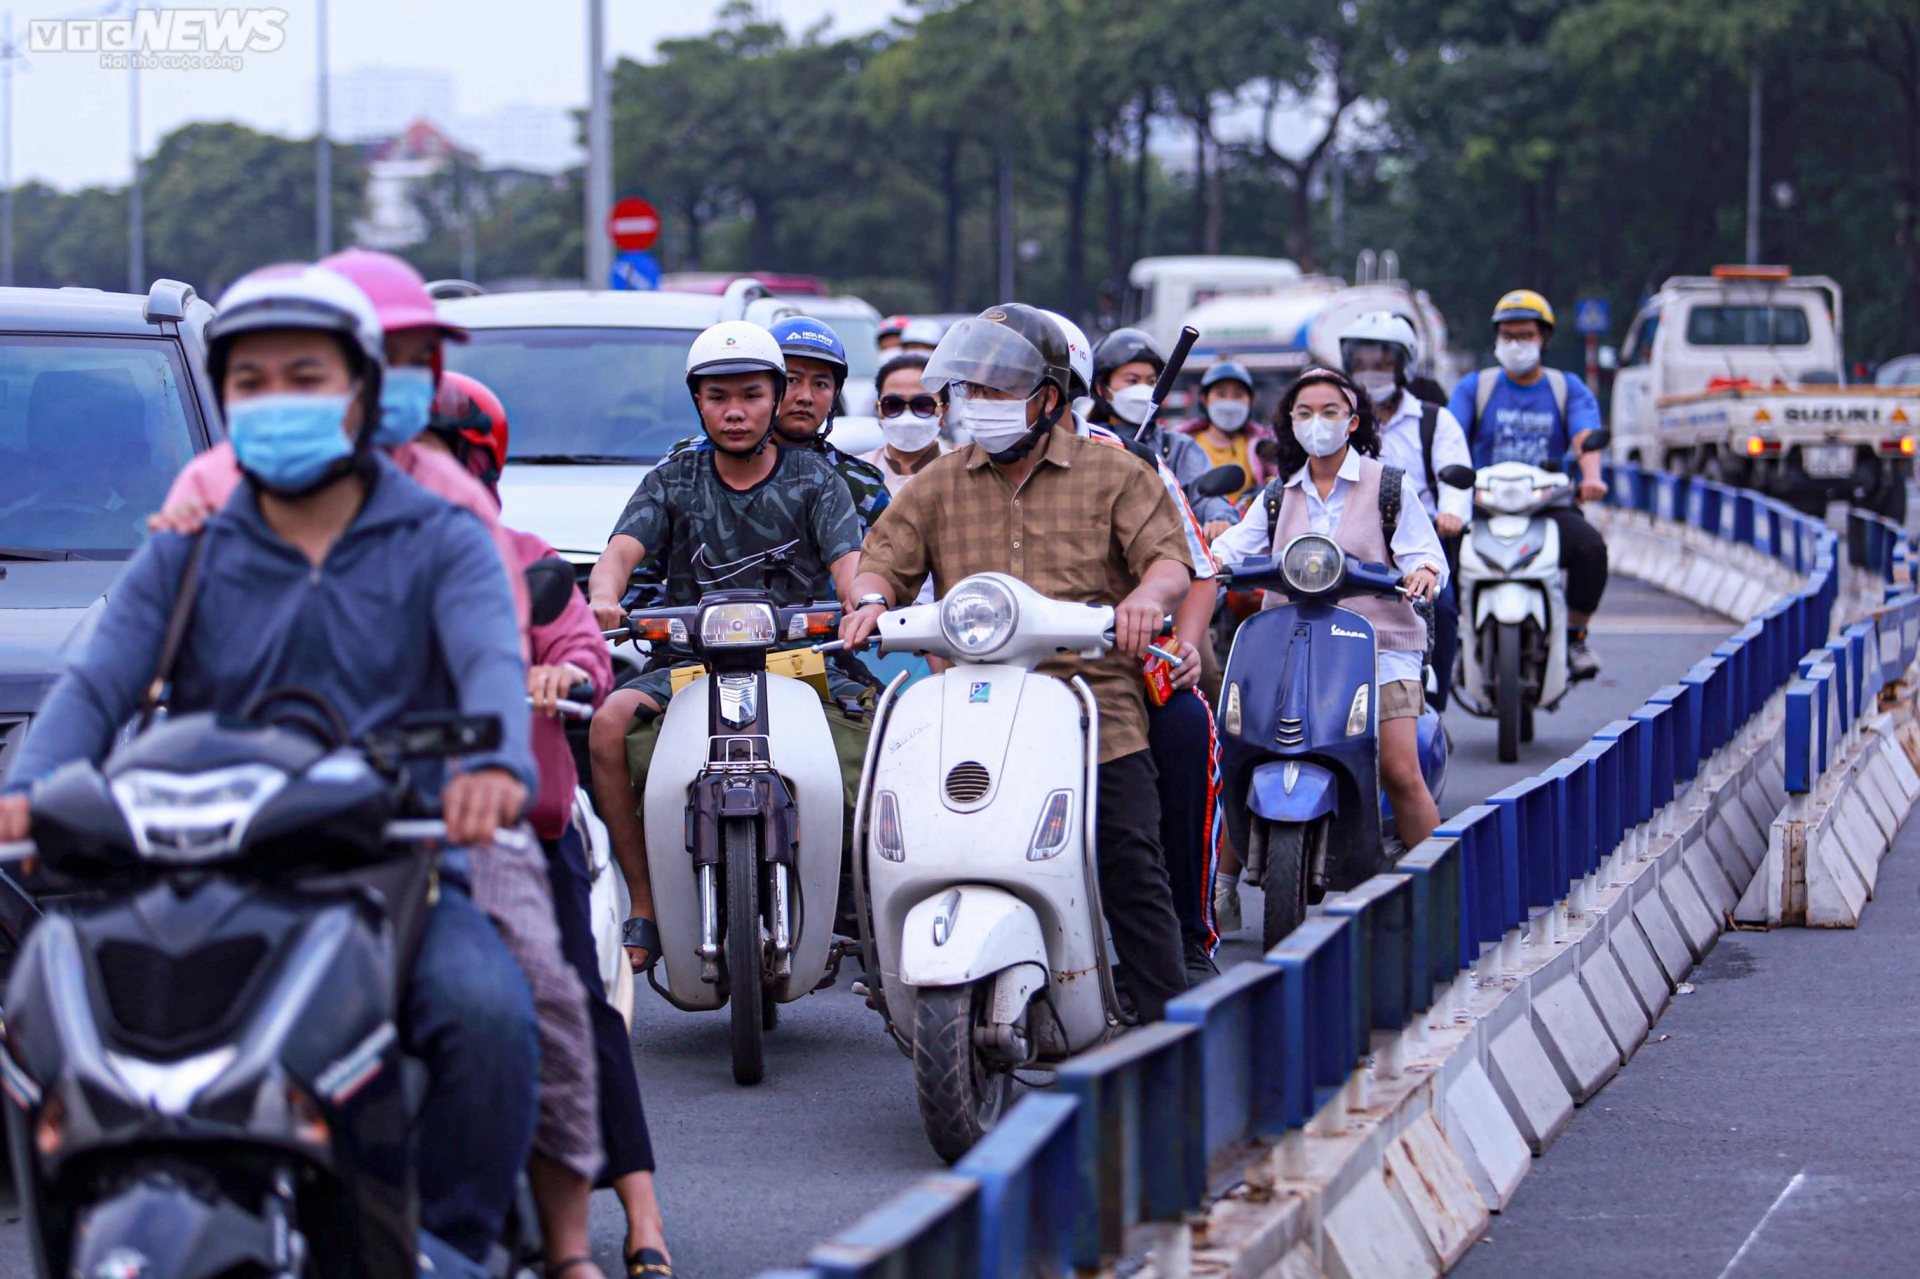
<box><xmin>878</xmin><ymin>393</ymin><xmax>941</xmax><ymax>418</ymax></box>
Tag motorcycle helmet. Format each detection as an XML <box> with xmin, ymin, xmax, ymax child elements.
<box><xmin>1040</xmin><ymin>309</ymin><xmax>1094</xmax><ymax>400</ymax></box>
<box><xmin>1092</xmin><ymin>327</ymin><xmax>1166</xmax><ymax>389</ymax></box>
<box><xmin>1491</xmin><ymin>289</ymin><xmax>1556</xmax><ymax>335</ymax></box>
<box><xmin>206</xmin><ymin>262</ymin><xmax>385</xmax><ymax>416</ymax></box>
<box><xmin>770</xmin><ymin>316</ymin><xmax>848</xmax><ymax>382</ymax></box>
<box><xmin>428</xmin><ymin>371</ymin><xmax>509</xmax><ymax>490</ymax></box>
<box><xmin>1199</xmin><ymin>359</ymin><xmax>1255</xmax><ymax>395</ymax></box>
<box><xmin>321</xmin><ymin>247</ymin><xmax>468</xmax><ymax>344</ymax></box>
<box><xmin>1336</xmin><ymin>311</ymin><xmax>1420</xmax><ymax>372</ymax></box>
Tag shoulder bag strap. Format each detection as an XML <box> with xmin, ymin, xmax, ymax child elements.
<box><xmin>137</xmin><ymin>530</ymin><xmax>209</xmax><ymax>731</ymax></box>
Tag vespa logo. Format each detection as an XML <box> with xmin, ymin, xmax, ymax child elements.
<box><xmin>1330</xmin><ymin>624</ymin><xmax>1367</xmax><ymax>640</ymax></box>
<box><xmin>968</xmin><ymin>681</ymin><xmax>991</xmax><ymax>703</ymax></box>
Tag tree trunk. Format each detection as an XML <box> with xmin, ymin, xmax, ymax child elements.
<box><xmin>939</xmin><ymin>133</ymin><xmax>962</xmax><ymax>311</ymax></box>
<box><xmin>1130</xmin><ymin>89</ymin><xmax>1151</xmax><ymax>265</ymax></box>
<box><xmin>1204</xmin><ymin>137</ymin><xmax>1225</xmax><ymax>255</ymax></box>
<box><xmin>1191</xmin><ymin>118</ymin><xmax>1207</xmax><ymax>253</ymax></box>
<box><xmin>1288</xmin><ymin>167</ymin><xmax>1317</xmax><ymax>273</ymax></box>
<box><xmin>748</xmin><ymin>198</ymin><xmax>777</xmax><ymax>267</ymax></box>
<box><xmin>1899</xmin><ymin>18</ymin><xmax>1920</xmax><ymax>349</ymax></box>
<box><xmin>681</xmin><ymin>201</ymin><xmax>703</xmax><ymax>271</ymax></box>
<box><xmin>1103</xmin><ymin>135</ymin><xmax>1124</xmax><ymax>291</ymax></box>
<box><xmin>1065</xmin><ymin>123</ymin><xmax>1091</xmax><ymax>323</ymax></box>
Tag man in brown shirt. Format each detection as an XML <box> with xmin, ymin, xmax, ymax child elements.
<box><xmin>839</xmin><ymin>304</ymin><xmax>1195</xmax><ymax>1022</ymax></box>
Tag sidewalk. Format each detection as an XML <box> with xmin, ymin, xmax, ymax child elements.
<box><xmin>1454</xmin><ymin>806</ymin><xmax>1920</xmax><ymax>1279</ymax></box>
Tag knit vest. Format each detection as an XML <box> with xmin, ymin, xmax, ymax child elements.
<box><xmin>1270</xmin><ymin>456</ymin><xmax>1428</xmax><ymax>652</ymax></box>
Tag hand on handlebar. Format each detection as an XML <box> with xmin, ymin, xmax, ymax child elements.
<box><xmin>1113</xmin><ymin>591</ymin><xmax>1168</xmax><ymax>659</ymax></box>
<box><xmin>0</xmin><ymin>794</ymin><xmax>26</xmax><ymax>843</ymax></box>
<box><xmin>839</xmin><ymin>602</ymin><xmax>886</xmax><ymax>652</ymax></box>
<box><xmin>1400</xmin><ymin>566</ymin><xmax>1440</xmax><ymax>603</ymax></box>
<box><xmin>590</xmin><ymin>597</ymin><xmax>628</xmax><ymax>636</ymax></box>
<box><xmin>528</xmin><ymin>663</ymin><xmax>592</xmax><ymax>718</ymax></box>
<box><xmin>442</xmin><ymin>768</ymin><xmax>526</xmax><ymax>847</ymax></box>
<box><xmin>1577</xmin><ymin>478</ymin><xmax>1609</xmax><ymax>504</ymax></box>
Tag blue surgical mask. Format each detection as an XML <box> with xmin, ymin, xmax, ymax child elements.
<box><xmin>375</xmin><ymin>366</ymin><xmax>435</xmax><ymax>447</ymax></box>
<box><xmin>228</xmin><ymin>393</ymin><xmax>356</xmax><ymax>493</ymax></box>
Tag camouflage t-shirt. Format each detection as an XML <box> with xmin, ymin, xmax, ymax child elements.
<box><xmin>612</xmin><ymin>444</ymin><xmax>862</xmax><ymax>609</ymax></box>
<box><xmin>661</xmin><ymin>432</ymin><xmax>892</xmax><ymax>533</ymax></box>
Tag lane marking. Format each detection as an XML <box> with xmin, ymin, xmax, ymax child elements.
<box><xmin>1714</xmin><ymin>1170</ymin><xmax>1806</xmax><ymax>1279</ymax></box>
<box><xmin>1587</xmin><ymin>619</ymin><xmax>1732</xmax><ymax>634</ymax></box>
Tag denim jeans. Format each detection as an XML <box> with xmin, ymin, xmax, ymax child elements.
<box><xmin>406</xmin><ymin>882</ymin><xmax>540</xmax><ymax>1262</ymax></box>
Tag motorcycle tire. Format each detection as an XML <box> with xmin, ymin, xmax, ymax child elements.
<box><xmin>1496</xmin><ymin>622</ymin><xmax>1523</xmax><ymax>763</ymax></box>
<box><xmin>726</xmin><ymin>818</ymin><xmax>766</xmax><ymax>1086</ymax></box>
<box><xmin>1520</xmin><ymin>699</ymin><xmax>1536</xmax><ymax>744</ymax></box>
<box><xmin>912</xmin><ymin>981</ymin><xmax>1013</xmax><ymax>1164</ymax></box>
<box><xmin>1260</xmin><ymin>820</ymin><xmax>1315</xmax><ymax>951</ymax></box>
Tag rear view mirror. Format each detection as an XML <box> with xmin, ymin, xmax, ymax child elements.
<box><xmin>1194</xmin><ymin>464</ymin><xmax>1248</xmax><ymax>498</ymax></box>
<box><xmin>1597</xmin><ymin>346</ymin><xmax>1619</xmax><ymax>371</ymax></box>
<box><xmin>373</xmin><ymin>713</ymin><xmax>503</xmax><ymax>761</ymax></box>
<box><xmin>525</xmin><ymin>557</ymin><xmax>578</xmax><ymax>629</ymax></box>
<box><xmin>1438</xmin><ymin>464</ymin><xmax>1478</xmax><ymax>490</ymax></box>
<box><xmin>1580</xmin><ymin>430</ymin><xmax>1612</xmax><ymax>453</ymax></box>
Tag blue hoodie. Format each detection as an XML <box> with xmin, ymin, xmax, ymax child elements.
<box><xmin>5</xmin><ymin>453</ymin><xmax>532</xmax><ymax>795</ymax></box>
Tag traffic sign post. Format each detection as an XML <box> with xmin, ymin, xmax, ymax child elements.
<box><xmin>607</xmin><ymin>196</ymin><xmax>661</xmax><ymax>254</ymax></box>
<box><xmin>1575</xmin><ymin>297</ymin><xmax>1611</xmax><ymax>393</ymax></box>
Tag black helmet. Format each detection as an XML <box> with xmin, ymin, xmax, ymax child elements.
<box><xmin>923</xmin><ymin>302</ymin><xmax>1075</xmax><ymax>411</ymax></box>
<box><xmin>1093</xmin><ymin>327</ymin><xmax>1165</xmax><ymax>385</ymax></box>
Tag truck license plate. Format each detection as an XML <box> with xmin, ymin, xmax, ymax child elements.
<box><xmin>1802</xmin><ymin>445</ymin><xmax>1855</xmax><ymax>478</ymax></box>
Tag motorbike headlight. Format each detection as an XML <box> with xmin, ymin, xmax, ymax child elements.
<box><xmin>1027</xmin><ymin>790</ymin><xmax>1074</xmax><ymax>861</ymax></box>
<box><xmin>110</xmin><ymin>764</ymin><xmax>287</xmax><ymax>862</ymax></box>
<box><xmin>1280</xmin><ymin>535</ymin><xmax>1345</xmax><ymax>595</ymax></box>
<box><xmin>874</xmin><ymin>791</ymin><xmax>905</xmax><ymax>862</ymax></box>
<box><xmin>941</xmin><ymin>577</ymin><xmax>1018</xmax><ymax>657</ymax></box>
<box><xmin>700</xmin><ymin>602</ymin><xmax>777</xmax><ymax>648</ymax></box>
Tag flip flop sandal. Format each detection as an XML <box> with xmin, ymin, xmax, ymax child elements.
<box><xmin>626</xmin><ymin>1247</ymin><xmax>674</xmax><ymax>1278</ymax></box>
<box><xmin>622</xmin><ymin>917</ymin><xmax>662</xmax><ymax>973</ymax></box>
<box><xmin>549</xmin><ymin>1257</ymin><xmax>602</xmax><ymax>1279</ymax></box>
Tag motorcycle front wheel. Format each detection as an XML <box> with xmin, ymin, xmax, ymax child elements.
<box><xmin>1496</xmin><ymin>621</ymin><xmax>1523</xmax><ymax>763</ymax></box>
<box><xmin>1260</xmin><ymin>819</ymin><xmax>1319</xmax><ymax>951</ymax></box>
<box><xmin>725</xmin><ymin>817</ymin><xmax>766</xmax><ymax>1086</ymax></box>
<box><xmin>912</xmin><ymin>981</ymin><xmax>1014</xmax><ymax>1163</ymax></box>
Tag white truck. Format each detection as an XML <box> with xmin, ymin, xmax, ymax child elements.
<box><xmin>1609</xmin><ymin>265</ymin><xmax>1920</xmax><ymax>520</ymax></box>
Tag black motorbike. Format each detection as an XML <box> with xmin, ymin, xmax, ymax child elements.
<box><xmin>0</xmin><ymin>697</ymin><xmax>515</xmax><ymax>1279</ymax></box>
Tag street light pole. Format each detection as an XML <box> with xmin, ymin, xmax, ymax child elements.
<box><xmin>584</xmin><ymin>0</ymin><xmax>610</xmax><ymax>289</ymax></box>
<box><xmin>2</xmin><ymin>12</ymin><xmax>17</xmax><ymax>288</ymax></box>
<box><xmin>127</xmin><ymin>6</ymin><xmax>142</xmax><ymax>293</ymax></box>
<box><xmin>1745</xmin><ymin>57</ymin><xmax>1762</xmax><ymax>265</ymax></box>
<box><xmin>316</xmin><ymin>0</ymin><xmax>330</xmax><ymax>256</ymax></box>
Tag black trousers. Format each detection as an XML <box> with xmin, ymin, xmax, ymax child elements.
<box><xmin>1146</xmin><ymin>690</ymin><xmax>1219</xmax><ymax>949</ymax></box>
<box><xmin>1430</xmin><ymin>580</ymin><xmax>1461</xmax><ymax>713</ymax></box>
<box><xmin>1545</xmin><ymin>505</ymin><xmax>1610</xmax><ymax>617</ymax></box>
<box><xmin>543</xmin><ymin>826</ymin><xmax>656</xmax><ymax>1179</ymax></box>
<box><xmin>1097</xmin><ymin>750</ymin><xmax>1188</xmax><ymax>1023</ymax></box>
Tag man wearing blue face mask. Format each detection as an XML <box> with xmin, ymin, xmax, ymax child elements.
<box><xmin>0</xmin><ymin>262</ymin><xmax>541</xmax><ymax>1279</ymax></box>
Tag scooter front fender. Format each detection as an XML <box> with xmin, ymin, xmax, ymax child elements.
<box><xmin>1478</xmin><ymin>580</ymin><xmax>1546</xmax><ymax>629</ymax></box>
<box><xmin>1248</xmin><ymin>760</ymin><xmax>1338</xmax><ymax>823</ymax></box>
<box><xmin>898</xmin><ymin>885</ymin><xmax>1048</xmax><ymax>989</ymax></box>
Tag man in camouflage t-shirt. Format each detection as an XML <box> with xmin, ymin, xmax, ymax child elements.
<box><xmin>587</xmin><ymin>320</ymin><xmax>865</xmax><ymax>970</ymax></box>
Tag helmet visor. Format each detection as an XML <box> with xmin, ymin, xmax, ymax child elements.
<box><xmin>923</xmin><ymin>316</ymin><xmax>1047</xmax><ymax>397</ymax></box>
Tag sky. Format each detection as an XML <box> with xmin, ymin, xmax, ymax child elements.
<box><xmin>5</xmin><ymin>0</ymin><xmax>907</xmax><ymax>190</ymax></box>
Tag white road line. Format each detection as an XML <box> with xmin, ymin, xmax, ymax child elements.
<box><xmin>1715</xmin><ymin>1170</ymin><xmax>1807</xmax><ymax>1279</ymax></box>
<box><xmin>1587</xmin><ymin>619</ymin><xmax>1732</xmax><ymax>634</ymax></box>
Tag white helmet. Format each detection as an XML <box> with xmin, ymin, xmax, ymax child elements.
<box><xmin>1337</xmin><ymin>310</ymin><xmax>1421</xmax><ymax>369</ymax></box>
<box><xmin>1041</xmin><ymin>309</ymin><xmax>1094</xmax><ymax>399</ymax></box>
<box><xmin>900</xmin><ymin>317</ymin><xmax>944</xmax><ymax>349</ymax></box>
<box><xmin>686</xmin><ymin>319</ymin><xmax>786</xmax><ymax>383</ymax></box>
<box><xmin>206</xmin><ymin>262</ymin><xmax>385</xmax><ymax>403</ymax></box>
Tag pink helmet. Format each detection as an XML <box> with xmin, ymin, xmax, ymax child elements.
<box><xmin>320</xmin><ymin>247</ymin><xmax>467</xmax><ymax>341</ymax></box>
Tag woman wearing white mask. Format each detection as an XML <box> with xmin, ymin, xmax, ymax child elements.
<box><xmin>860</xmin><ymin>352</ymin><xmax>951</xmax><ymax>495</ymax></box>
<box><xmin>1210</xmin><ymin>367</ymin><xmax>1445</xmax><ymax>853</ymax></box>
<box><xmin>1179</xmin><ymin>359</ymin><xmax>1276</xmax><ymax>513</ymax></box>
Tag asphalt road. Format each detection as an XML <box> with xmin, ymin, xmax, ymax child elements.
<box><xmin>0</xmin><ymin>578</ymin><xmax>1737</xmax><ymax>1279</ymax></box>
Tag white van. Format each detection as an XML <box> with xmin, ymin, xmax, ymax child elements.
<box><xmin>1125</xmin><ymin>256</ymin><xmax>1304</xmax><ymax>352</ymax></box>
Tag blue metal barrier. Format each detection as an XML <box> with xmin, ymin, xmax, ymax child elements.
<box><xmin>1165</xmin><ymin>964</ymin><xmax>1287</xmax><ymax>1169</ymax></box>
<box><xmin>1324</xmin><ymin>874</ymin><xmax>1417</xmax><ymax>1038</ymax></box>
<box><xmin>1264</xmin><ymin>916</ymin><xmax>1359</xmax><ymax>1126</ymax></box>
<box><xmin>1646</xmin><ymin>682</ymin><xmax>1698</xmax><ymax>786</ymax></box>
<box><xmin>1398</xmin><ymin>837</ymin><xmax>1465</xmax><ymax>1003</ymax></box>
<box><xmin>1058</xmin><ymin>1021</ymin><xmax>1204</xmax><ymax>1266</ymax></box>
<box><xmin>1653</xmin><ymin>471</ymin><xmax>1685</xmax><ymax>523</ymax></box>
<box><xmin>1684</xmin><ymin>657</ymin><xmax>1729</xmax><ymax>762</ymax></box>
<box><xmin>1572</xmin><ymin>736</ymin><xmax>1624</xmax><ymax>858</ymax></box>
<box><xmin>1630</xmin><ymin>701</ymin><xmax>1676</xmax><ymax>812</ymax></box>
<box><xmin>1485</xmin><ymin>776</ymin><xmax>1561</xmax><ymax>910</ymax></box>
<box><xmin>1435</xmin><ymin>803</ymin><xmax>1514</xmax><ymax>954</ymax></box>
<box><xmin>1540</xmin><ymin>754</ymin><xmax>1597</xmax><ymax>885</ymax></box>
<box><xmin>1592</xmin><ymin>717</ymin><xmax>1650</xmax><ymax>830</ymax></box>
<box><xmin>955</xmin><ymin>1094</ymin><xmax>1080</xmax><ymax>1279</ymax></box>
<box><xmin>808</xmin><ymin>1175</ymin><xmax>982</xmax><ymax>1279</ymax></box>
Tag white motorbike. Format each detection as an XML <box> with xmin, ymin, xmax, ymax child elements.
<box><xmin>834</xmin><ymin>573</ymin><xmax>1123</xmax><ymax>1163</ymax></box>
<box><xmin>1443</xmin><ymin>433</ymin><xmax>1607</xmax><ymax>762</ymax></box>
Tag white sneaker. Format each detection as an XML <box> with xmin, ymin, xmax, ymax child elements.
<box><xmin>1213</xmin><ymin>870</ymin><xmax>1243</xmax><ymax>935</ymax></box>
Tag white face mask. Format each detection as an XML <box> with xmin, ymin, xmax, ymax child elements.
<box><xmin>882</xmin><ymin>410</ymin><xmax>942</xmax><ymax>454</ymax></box>
<box><xmin>1205</xmin><ymin>399</ymin><xmax>1250</xmax><ymax>432</ymax></box>
<box><xmin>1496</xmin><ymin>338</ymin><xmax>1542</xmax><ymax>377</ymax></box>
<box><xmin>1293</xmin><ymin>414</ymin><xmax>1352</xmax><ymax>458</ymax></box>
<box><xmin>1109</xmin><ymin>383</ymin><xmax>1155</xmax><ymax>426</ymax></box>
<box><xmin>1354</xmin><ymin>370</ymin><xmax>1398</xmax><ymax>406</ymax></box>
<box><xmin>957</xmin><ymin>391</ymin><xmax>1036</xmax><ymax>455</ymax></box>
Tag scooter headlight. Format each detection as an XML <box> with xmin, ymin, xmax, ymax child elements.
<box><xmin>1027</xmin><ymin>790</ymin><xmax>1074</xmax><ymax>861</ymax></box>
<box><xmin>1280</xmin><ymin>534</ymin><xmax>1345</xmax><ymax>596</ymax></box>
<box><xmin>941</xmin><ymin>576</ymin><xmax>1018</xmax><ymax>657</ymax></box>
<box><xmin>700</xmin><ymin>602</ymin><xmax>778</xmax><ymax>648</ymax></box>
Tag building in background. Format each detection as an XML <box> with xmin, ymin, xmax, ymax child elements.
<box><xmin>355</xmin><ymin>119</ymin><xmax>461</xmax><ymax>249</ymax></box>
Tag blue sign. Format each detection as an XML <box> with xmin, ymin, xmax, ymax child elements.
<box><xmin>610</xmin><ymin>249</ymin><xmax>660</xmax><ymax>291</ymax></box>
<box><xmin>969</xmin><ymin>681</ymin><xmax>991</xmax><ymax>703</ymax></box>
<box><xmin>1574</xmin><ymin>297</ymin><xmax>1611</xmax><ymax>336</ymax></box>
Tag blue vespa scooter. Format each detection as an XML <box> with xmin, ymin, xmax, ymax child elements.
<box><xmin>1218</xmin><ymin>532</ymin><xmax>1449</xmax><ymax>949</ymax></box>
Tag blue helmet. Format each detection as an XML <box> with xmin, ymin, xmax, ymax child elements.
<box><xmin>770</xmin><ymin>316</ymin><xmax>848</xmax><ymax>381</ymax></box>
<box><xmin>1200</xmin><ymin>359</ymin><xmax>1254</xmax><ymax>393</ymax></box>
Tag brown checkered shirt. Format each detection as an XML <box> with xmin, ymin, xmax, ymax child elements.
<box><xmin>859</xmin><ymin>423</ymin><xmax>1194</xmax><ymax>762</ymax></box>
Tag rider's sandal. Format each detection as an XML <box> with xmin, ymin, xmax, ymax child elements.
<box><xmin>622</xmin><ymin>916</ymin><xmax>662</xmax><ymax>973</ymax></box>
<box><xmin>626</xmin><ymin>1247</ymin><xmax>674</xmax><ymax>1278</ymax></box>
<box><xmin>549</xmin><ymin>1257</ymin><xmax>603</xmax><ymax>1279</ymax></box>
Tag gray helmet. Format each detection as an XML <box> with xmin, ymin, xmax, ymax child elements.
<box><xmin>1092</xmin><ymin>327</ymin><xmax>1165</xmax><ymax>385</ymax></box>
<box><xmin>923</xmin><ymin>303</ymin><xmax>1074</xmax><ymax>409</ymax></box>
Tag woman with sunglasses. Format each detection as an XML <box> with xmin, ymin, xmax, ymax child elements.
<box><xmin>860</xmin><ymin>352</ymin><xmax>951</xmax><ymax>495</ymax></box>
<box><xmin>1210</xmin><ymin>367</ymin><xmax>1445</xmax><ymax>855</ymax></box>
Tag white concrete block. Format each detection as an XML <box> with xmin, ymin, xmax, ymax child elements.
<box><xmin>1383</xmin><ymin>1111</ymin><xmax>1489</xmax><ymax>1269</ymax></box>
<box><xmin>1705</xmin><ymin>814</ymin><xmax>1758</xmax><ymax>892</ymax></box>
<box><xmin>1732</xmin><ymin>827</ymin><xmax>1780</xmax><ymax>926</ymax></box>
<box><xmin>1261</xmin><ymin>1245</ymin><xmax>1327</xmax><ymax>1279</ymax></box>
<box><xmin>1529</xmin><ymin>970</ymin><xmax>1620</xmax><ymax>1102</ymax></box>
<box><xmin>1805</xmin><ymin>812</ymin><xmax>1870</xmax><ymax>927</ymax></box>
<box><xmin>1579</xmin><ymin>944</ymin><xmax>1649</xmax><ymax>1061</ymax></box>
<box><xmin>1632</xmin><ymin>888</ymin><xmax>1693</xmax><ymax>985</ymax></box>
<box><xmin>1608</xmin><ymin>913</ymin><xmax>1672</xmax><ymax>1020</ymax></box>
<box><xmin>1659</xmin><ymin>861</ymin><xmax>1723</xmax><ymax>957</ymax></box>
<box><xmin>1681</xmin><ymin>837</ymin><xmax>1738</xmax><ymax>919</ymax></box>
<box><xmin>1485</xmin><ymin>1016</ymin><xmax>1574</xmax><ymax>1155</ymax></box>
<box><xmin>1322</xmin><ymin>1165</ymin><xmax>1437</xmax><ymax>1279</ymax></box>
<box><xmin>1440</xmin><ymin>1060</ymin><xmax>1530</xmax><ymax>1212</ymax></box>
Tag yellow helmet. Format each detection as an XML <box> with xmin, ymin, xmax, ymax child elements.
<box><xmin>1491</xmin><ymin>289</ymin><xmax>1556</xmax><ymax>332</ymax></box>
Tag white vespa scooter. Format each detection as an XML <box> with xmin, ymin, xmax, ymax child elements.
<box><xmin>1446</xmin><ymin>432</ymin><xmax>1608</xmax><ymax>762</ymax></box>
<box><xmin>828</xmin><ymin>573</ymin><xmax>1124</xmax><ymax>1163</ymax></box>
